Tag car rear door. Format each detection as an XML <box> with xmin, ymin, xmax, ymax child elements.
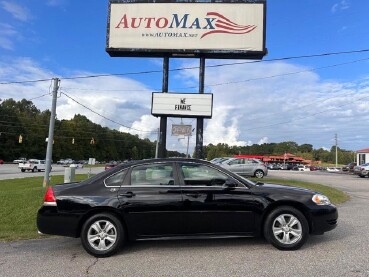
<box><xmin>179</xmin><ymin>162</ymin><xmax>256</xmax><ymax>235</ymax></box>
<box><xmin>117</xmin><ymin>162</ymin><xmax>183</xmax><ymax>239</ymax></box>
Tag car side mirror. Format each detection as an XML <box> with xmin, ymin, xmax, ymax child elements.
<box><xmin>224</xmin><ymin>179</ymin><xmax>237</xmax><ymax>188</ymax></box>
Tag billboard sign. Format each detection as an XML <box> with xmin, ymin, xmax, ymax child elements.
<box><xmin>151</xmin><ymin>93</ymin><xmax>213</xmax><ymax>118</ymax></box>
<box><xmin>172</xmin><ymin>125</ymin><xmax>193</xmax><ymax>136</ymax></box>
<box><xmin>106</xmin><ymin>0</ymin><xmax>266</xmax><ymax>59</ymax></box>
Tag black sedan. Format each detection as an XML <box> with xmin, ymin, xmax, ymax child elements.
<box><xmin>37</xmin><ymin>158</ymin><xmax>338</xmax><ymax>257</ymax></box>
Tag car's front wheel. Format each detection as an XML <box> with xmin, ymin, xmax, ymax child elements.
<box><xmin>264</xmin><ymin>206</ymin><xmax>309</xmax><ymax>250</ymax></box>
<box><xmin>81</xmin><ymin>213</ymin><xmax>125</xmax><ymax>257</ymax></box>
<box><xmin>254</xmin><ymin>170</ymin><xmax>264</xmax><ymax>178</ymax></box>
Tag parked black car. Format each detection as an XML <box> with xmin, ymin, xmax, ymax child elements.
<box><xmin>37</xmin><ymin>158</ymin><xmax>338</xmax><ymax>257</ymax></box>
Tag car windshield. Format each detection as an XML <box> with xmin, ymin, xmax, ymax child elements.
<box><xmin>236</xmin><ymin>174</ymin><xmax>257</xmax><ymax>186</ymax></box>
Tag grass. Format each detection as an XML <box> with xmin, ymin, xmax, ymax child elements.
<box><xmin>0</xmin><ymin>175</ymin><xmax>349</xmax><ymax>242</ymax></box>
<box><xmin>0</xmin><ymin>175</ymin><xmax>90</xmax><ymax>241</ymax></box>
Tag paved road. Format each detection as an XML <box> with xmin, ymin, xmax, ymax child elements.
<box><xmin>0</xmin><ymin>164</ymin><xmax>104</xmax><ymax>180</ymax></box>
<box><xmin>0</xmin><ymin>170</ymin><xmax>368</xmax><ymax>277</ymax></box>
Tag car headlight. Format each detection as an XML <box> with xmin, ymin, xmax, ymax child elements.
<box><xmin>312</xmin><ymin>194</ymin><xmax>331</xmax><ymax>205</ymax></box>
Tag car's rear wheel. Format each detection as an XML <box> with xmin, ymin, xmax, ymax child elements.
<box><xmin>254</xmin><ymin>170</ymin><xmax>264</xmax><ymax>178</ymax></box>
<box><xmin>21</xmin><ymin>169</ymin><xmax>25</xmax><ymax>172</ymax></box>
<box><xmin>81</xmin><ymin>213</ymin><xmax>124</xmax><ymax>257</ymax></box>
<box><xmin>264</xmin><ymin>206</ymin><xmax>309</xmax><ymax>250</ymax></box>
<box><xmin>32</xmin><ymin>167</ymin><xmax>37</xmax><ymax>172</ymax></box>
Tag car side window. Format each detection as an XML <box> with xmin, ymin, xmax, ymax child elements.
<box><xmin>130</xmin><ymin>163</ymin><xmax>174</xmax><ymax>186</ymax></box>
<box><xmin>105</xmin><ymin>169</ymin><xmax>127</xmax><ymax>187</ymax></box>
<box><xmin>180</xmin><ymin>163</ymin><xmax>229</xmax><ymax>186</ymax></box>
<box><xmin>229</xmin><ymin>159</ymin><xmax>243</xmax><ymax>165</ymax></box>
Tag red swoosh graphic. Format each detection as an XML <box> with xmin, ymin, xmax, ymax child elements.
<box><xmin>201</xmin><ymin>12</ymin><xmax>257</xmax><ymax>39</ymax></box>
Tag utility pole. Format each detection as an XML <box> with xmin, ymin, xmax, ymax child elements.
<box><xmin>43</xmin><ymin>78</ymin><xmax>59</xmax><ymax>187</ymax></box>
<box><xmin>335</xmin><ymin>133</ymin><xmax>338</xmax><ymax>168</ymax></box>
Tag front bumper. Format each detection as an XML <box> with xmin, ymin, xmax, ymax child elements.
<box><xmin>309</xmin><ymin>205</ymin><xmax>338</xmax><ymax>235</ymax></box>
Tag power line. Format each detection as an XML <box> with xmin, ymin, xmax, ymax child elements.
<box><xmin>1</xmin><ymin>48</ymin><xmax>369</xmax><ymax>85</ymax></box>
<box><xmin>60</xmin><ymin>91</ymin><xmax>158</xmax><ymax>134</ymax></box>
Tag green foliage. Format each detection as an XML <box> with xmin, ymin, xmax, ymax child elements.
<box><xmin>0</xmin><ymin>175</ymin><xmax>89</xmax><ymax>241</ymax></box>
<box><xmin>0</xmin><ymin>98</ymin><xmax>159</xmax><ymax>162</ymax></box>
<box><xmin>205</xmin><ymin>142</ymin><xmax>355</xmax><ymax>164</ymax></box>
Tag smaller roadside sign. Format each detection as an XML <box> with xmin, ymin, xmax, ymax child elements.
<box><xmin>172</xmin><ymin>125</ymin><xmax>192</xmax><ymax>136</ymax></box>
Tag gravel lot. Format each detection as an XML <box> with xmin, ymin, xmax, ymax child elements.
<box><xmin>0</xmin><ymin>168</ymin><xmax>368</xmax><ymax>277</ymax></box>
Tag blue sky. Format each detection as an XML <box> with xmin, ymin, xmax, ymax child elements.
<box><xmin>1</xmin><ymin>0</ymin><xmax>369</xmax><ymax>154</ymax></box>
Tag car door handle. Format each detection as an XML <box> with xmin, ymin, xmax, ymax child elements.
<box><xmin>119</xmin><ymin>192</ymin><xmax>136</xmax><ymax>198</ymax></box>
<box><xmin>186</xmin><ymin>193</ymin><xmax>199</xmax><ymax>198</ymax></box>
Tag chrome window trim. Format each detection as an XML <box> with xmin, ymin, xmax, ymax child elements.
<box><xmin>104</xmin><ymin>168</ymin><xmax>128</xmax><ymax>188</ymax></box>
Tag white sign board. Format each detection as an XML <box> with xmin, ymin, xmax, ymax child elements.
<box><xmin>152</xmin><ymin>93</ymin><xmax>213</xmax><ymax>118</ymax></box>
<box><xmin>88</xmin><ymin>158</ymin><xmax>96</xmax><ymax>165</ymax></box>
<box><xmin>106</xmin><ymin>1</ymin><xmax>266</xmax><ymax>59</ymax></box>
<box><xmin>172</xmin><ymin>125</ymin><xmax>193</xmax><ymax>136</ymax></box>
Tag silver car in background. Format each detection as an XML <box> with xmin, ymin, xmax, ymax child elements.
<box><xmin>218</xmin><ymin>158</ymin><xmax>268</xmax><ymax>178</ymax></box>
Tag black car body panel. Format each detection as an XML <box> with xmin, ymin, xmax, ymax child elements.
<box><xmin>37</xmin><ymin>158</ymin><xmax>338</xmax><ymax>245</ymax></box>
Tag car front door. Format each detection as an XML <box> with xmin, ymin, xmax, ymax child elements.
<box><xmin>226</xmin><ymin>158</ymin><xmax>245</xmax><ymax>175</ymax></box>
<box><xmin>117</xmin><ymin>162</ymin><xmax>183</xmax><ymax>239</ymax></box>
<box><xmin>179</xmin><ymin>162</ymin><xmax>256</xmax><ymax>235</ymax></box>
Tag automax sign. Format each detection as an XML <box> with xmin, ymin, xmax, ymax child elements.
<box><xmin>151</xmin><ymin>93</ymin><xmax>213</xmax><ymax>118</ymax></box>
<box><xmin>106</xmin><ymin>0</ymin><xmax>266</xmax><ymax>59</ymax></box>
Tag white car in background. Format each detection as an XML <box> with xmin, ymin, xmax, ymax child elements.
<box><xmin>293</xmin><ymin>165</ymin><xmax>311</xmax><ymax>171</ymax></box>
<box><xmin>18</xmin><ymin>159</ymin><xmax>47</xmax><ymax>172</ymax></box>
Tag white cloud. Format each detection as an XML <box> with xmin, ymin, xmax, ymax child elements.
<box><xmin>0</xmin><ymin>23</ymin><xmax>20</xmax><ymax>50</ymax></box>
<box><xmin>2</xmin><ymin>57</ymin><xmax>369</xmax><ymax>154</ymax></box>
<box><xmin>0</xmin><ymin>1</ymin><xmax>31</xmax><ymax>21</ymax></box>
<box><xmin>331</xmin><ymin>0</ymin><xmax>350</xmax><ymax>13</ymax></box>
<box><xmin>258</xmin><ymin>137</ymin><xmax>269</xmax><ymax>145</ymax></box>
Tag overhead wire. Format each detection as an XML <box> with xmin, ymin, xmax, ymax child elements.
<box><xmin>0</xmin><ymin>48</ymin><xmax>369</xmax><ymax>85</ymax></box>
<box><xmin>60</xmin><ymin>91</ymin><xmax>158</xmax><ymax>134</ymax></box>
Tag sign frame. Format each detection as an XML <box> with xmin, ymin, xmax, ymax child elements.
<box><xmin>151</xmin><ymin>92</ymin><xmax>213</xmax><ymax>119</ymax></box>
<box><xmin>106</xmin><ymin>0</ymin><xmax>267</xmax><ymax>59</ymax></box>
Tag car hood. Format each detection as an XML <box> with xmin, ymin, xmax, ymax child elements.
<box><xmin>255</xmin><ymin>182</ymin><xmax>315</xmax><ymax>195</ymax></box>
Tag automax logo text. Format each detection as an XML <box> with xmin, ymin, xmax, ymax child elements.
<box><xmin>114</xmin><ymin>12</ymin><xmax>257</xmax><ymax>39</ymax></box>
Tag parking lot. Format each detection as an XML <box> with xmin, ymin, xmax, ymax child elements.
<box><xmin>0</xmin><ymin>167</ymin><xmax>368</xmax><ymax>277</ymax></box>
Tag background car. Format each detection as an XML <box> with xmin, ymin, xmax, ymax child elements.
<box><xmin>342</xmin><ymin>162</ymin><xmax>357</xmax><ymax>172</ymax></box>
<box><xmin>37</xmin><ymin>158</ymin><xmax>337</xmax><ymax>257</ymax></box>
<box><xmin>219</xmin><ymin>157</ymin><xmax>268</xmax><ymax>178</ymax></box>
<box><xmin>353</xmin><ymin>163</ymin><xmax>369</xmax><ymax>177</ymax></box>
<box><xmin>292</xmin><ymin>165</ymin><xmax>310</xmax><ymax>171</ymax></box>
<box><xmin>13</xmin><ymin>157</ymin><xmax>26</xmax><ymax>164</ymax></box>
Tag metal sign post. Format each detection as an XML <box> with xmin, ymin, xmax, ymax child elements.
<box><xmin>196</xmin><ymin>58</ymin><xmax>206</xmax><ymax>159</ymax></box>
<box><xmin>158</xmin><ymin>57</ymin><xmax>169</xmax><ymax>158</ymax></box>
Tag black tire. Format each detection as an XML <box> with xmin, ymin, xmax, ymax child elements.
<box><xmin>264</xmin><ymin>206</ymin><xmax>309</xmax><ymax>250</ymax></box>
<box><xmin>32</xmin><ymin>167</ymin><xmax>37</xmax><ymax>172</ymax></box>
<box><xmin>21</xmin><ymin>169</ymin><xmax>25</xmax><ymax>172</ymax></box>
<box><xmin>254</xmin><ymin>169</ymin><xmax>264</xmax><ymax>178</ymax></box>
<box><xmin>81</xmin><ymin>213</ymin><xmax>125</xmax><ymax>257</ymax></box>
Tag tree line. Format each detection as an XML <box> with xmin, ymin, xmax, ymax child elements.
<box><xmin>0</xmin><ymin>98</ymin><xmax>356</xmax><ymax>165</ymax></box>
<box><xmin>0</xmin><ymin>98</ymin><xmax>184</xmax><ymax>162</ymax></box>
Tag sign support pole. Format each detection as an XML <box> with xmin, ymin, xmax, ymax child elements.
<box><xmin>158</xmin><ymin>56</ymin><xmax>169</xmax><ymax>158</ymax></box>
<box><xmin>196</xmin><ymin>57</ymin><xmax>205</xmax><ymax>159</ymax></box>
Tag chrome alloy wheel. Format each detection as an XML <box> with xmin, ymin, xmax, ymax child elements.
<box><xmin>255</xmin><ymin>170</ymin><xmax>264</xmax><ymax>178</ymax></box>
<box><xmin>272</xmin><ymin>214</ymin><xmax>303</xmax><ymax>245</ymax></box>
<box><xmin>87</xmin><ymin>220</ymin><xmax>117</xmax><ymax>251</ymax></box>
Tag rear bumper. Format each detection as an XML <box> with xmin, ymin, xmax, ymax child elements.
<box><xmin>309</xmin><ymin>205</ymin><xmax>338</xmax><ymax>235</ymax></box>
<box><xmin>37</xmin><ymin>206</ymin><xmax>81</xmax><ymax>238</ymax></box>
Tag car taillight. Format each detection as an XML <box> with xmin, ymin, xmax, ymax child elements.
<box><xmin>44</xmin><ymin>187</ymin><xmax>57</xmax><ymax>206</ymax></box>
